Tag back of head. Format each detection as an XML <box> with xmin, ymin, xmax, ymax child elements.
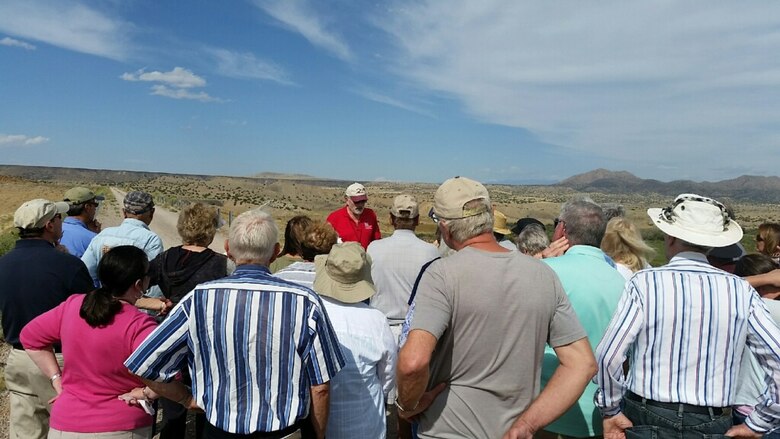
<box><xmin>601</xmin><ymin>217</ymin><xmax>655</xmax><ymax>272</ymax></box>
<box><xmin>300</xmin><ymin>222</ymin><xmax>338</xmax><ymax>262</ymax></box>
<box><xmin>434</xmin><ymin>176</ymin><xmax>493</xmax><ymax>244</ymax></box>
<box><xmin>177</xmin><ymin>203</ymin><xmax>220</xmax><ymax>247</ymax></box>
<box><xmin>229</xmin><ymin>209</ymin><xmax>278</xmax><ymax>265</ymax></box>
<box><xmin>279</xmin><ymin>215</ymin><xmax>313</xmax><ymax>257</ymax></box>
<box><xmin>80</xmin><ymin>246</ymin><xmax>148</xmax><ymax>327</ymax></box>
<box><xmin>559</xmin><ymin>199</ymin><xmax>606</xmax><ymax>247</ymax></box>
<box><xmin>735</xmin><ymin>253</ymin><xmax>779</xmax><ymax>277</ymax></box>
<box><xmin>602</xmin><ymin>203</ymin><xmax>625</xmax><ymax>222</ymax></box>
<box><xmin>516</xmin><ymin>223</ymin><xmax>549</xmax><ymax>256</ymax></box>
<box><xmin>391</xmin><ymin>194</ymin><xmax>420</xmax><ymax>230</ymax></box>
<box><xmin>123</xmin><ymin>191</ymin><xmax>155</xmax><ymax>219</ymax></box>
<box><xmin>758</xmin><ymin>223</ymin><xmax>780</xmax><ymax>256</ymax></box>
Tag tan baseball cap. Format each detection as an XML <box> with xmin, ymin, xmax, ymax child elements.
<box><xmin>391</xmin><ymin>194</ymin><xmax>419</xmax><ymax>218</ymax></box>
<box><xmin>433</xmin><ymin>176</ymin><xmax>490</xmax><ymax>220</ymax></box>
<box><xmin>14</xmin><ymin>199</ymin><xmax>69</xmax><ymax>229</ymax></box>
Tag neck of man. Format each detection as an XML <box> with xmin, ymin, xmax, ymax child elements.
<box><xmin>452</xmin><ymin>231</ymin><xmax>509</xmax><ymax>253</ymax></box>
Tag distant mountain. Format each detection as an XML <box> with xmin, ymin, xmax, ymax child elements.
<box><xmin>558</xmin><ymin>169</ymin><xmax>780</xmax><ymax>203</ymax></box>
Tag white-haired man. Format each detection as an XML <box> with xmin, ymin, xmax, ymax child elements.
<box><xmin>327</xmin><ymin>182</ymin><xmax>381</xmax><ymax>249</ymax></box>
<box><xmin>396</xmin><ymin>176</ymin><xmax>597</xmax><ymax>439</ymax></box>
<box><xmin>596</xmin><ymin>194</ymin><xmax>780</xmax><ymax>439</ymax></box>
<box><xmin>126</xmin><ymin>209</ymin><xmax>345</xmax><ymax>439</ymax></box>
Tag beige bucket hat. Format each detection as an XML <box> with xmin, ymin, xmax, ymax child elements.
<box><xmin>313</xmin><ymin>242</ymin><xmax>376</xmax><ymax>303</ymax></box>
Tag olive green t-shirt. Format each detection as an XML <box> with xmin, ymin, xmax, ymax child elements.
<box><xmin>411</xmin><ymin>246</ymin><xmax>587</xmax><ymax>439</ymax></box>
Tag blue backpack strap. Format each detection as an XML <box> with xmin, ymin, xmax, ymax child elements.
<box><xmin>408</xmin><ymin>257</ymin><xmax>441</xmax><ymax>305</ymax></box>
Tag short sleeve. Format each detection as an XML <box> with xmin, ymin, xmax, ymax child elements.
<box><xmin>20</xmin><ymin>298</ymin><xmax>69</xmax><ymax>350</ymax></box>
<box><xmin>409</xmin><ymin>261</ymin><xmax>451</xmax><ymax>340</ymax></box>
<box><xmin>547</xmin><ymin>274</ymin><xmax>587</xmax><ymax>347</ymax></box>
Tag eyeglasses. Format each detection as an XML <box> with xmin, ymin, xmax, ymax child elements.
<box><xmin>553</xmin><ymin>217</ymin><xmax>564</xmax><ymax>228</ymax></box>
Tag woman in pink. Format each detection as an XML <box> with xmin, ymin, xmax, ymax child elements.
<box><xmin>21</xmin><ymin>246</ymin><xmax>186</xmax><ymax>438</ymax></box>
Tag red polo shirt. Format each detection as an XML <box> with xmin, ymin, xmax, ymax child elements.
<box><xmin>326</xmin><ymin>206</ymin><xmax>381</xmax><ymax>249</ymax></box>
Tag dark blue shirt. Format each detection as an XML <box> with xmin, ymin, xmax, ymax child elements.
<box><xmin>0</xmin><ymin>239</ymin><xmax>93</xmax><ymax>345</ymax></box>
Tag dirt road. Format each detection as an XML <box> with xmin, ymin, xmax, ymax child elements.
<box><xmin>106</xmin><ymin>188</ymin><xmax>229</xmax><ymax>253</ymax></box>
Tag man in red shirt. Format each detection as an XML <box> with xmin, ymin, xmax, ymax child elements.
<box><xmin>327</xmin><ymin>183</ymin><xmax>381</xmax><ymax>249</ymax></box>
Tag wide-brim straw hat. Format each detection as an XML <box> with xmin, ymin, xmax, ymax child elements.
<box><xmin>647</xmin><ymin>193</ymin><xmax>743</xmax><ymax>248</ymax></box>
<box><xmin>313</xmin><ymin>242</ymin><xmax>375</xmax><ymax>303</ymax></box>
<box><xmin>493</xmin><ymin>210</ymin><xmax>511</xmax><ymax>235</ymax></box>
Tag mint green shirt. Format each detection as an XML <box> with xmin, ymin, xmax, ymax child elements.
<box><xmin>542</xmin><ymin>245</ymin><xmax>626</xmax><ymax>437</ymax></box>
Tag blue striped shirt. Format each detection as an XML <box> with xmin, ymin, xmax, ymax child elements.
<box><xmin>595</xmin><ymin>252</ymin><xmax>780</xmax><ymax>433</ymax></box>
<box><xmin>125</xmin><ymin>264</ymin><xmax>345</xmax><ymax>434</ymax></box>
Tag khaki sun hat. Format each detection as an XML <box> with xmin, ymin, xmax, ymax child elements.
<box><xmin>391</xmin><ymin>194</ymin><xmax>419</xmax><ymax>219</ymax></box>
<box><xmin>647</xmin><ymin>193</ymin><xmax>743</xmax><ymax>248</ymax></box>
<box><xmin>493</xmin><ymin>210</ymin><xmax>511</xmax><ymax>235</ymax></box>
<box><xmin>14</xmin><ymin>199</ymin><xmax>69</xmax><ymax>229</ymax></box>
<box><xmin>313</xmin><ymin>242</ymin><xmax>375</xmax><ymax>303</ymax></box>
<box><xmin>433</xmin><ymin>176</ymin><xmax>491</xmax><ymax>220</ymax></box>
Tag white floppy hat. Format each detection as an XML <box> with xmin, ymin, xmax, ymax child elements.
<box><xmin>647</xmin><ymin>194</ymin><xmax>743</xmax><ymax>247</ymax></box>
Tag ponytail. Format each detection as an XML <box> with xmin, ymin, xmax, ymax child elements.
<box><xmin>80</xmin><ymin>287</ymin><xmax>122</xmax><ymax>327</ymax></box>
<box><xmin>79</xmin><ymin>245</ymin><xmax>148</xmax><ymax>328</ymax></box>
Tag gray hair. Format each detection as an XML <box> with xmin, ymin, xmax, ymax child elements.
<box><xmin>516</xmin><ymin>224</ymin><xmax>549</xmax><ymax>256</ymax></box>
<box><xmin>439</xmin><ymin>199</ymin><xmax>493</xmax><ymax>244</ymax></box>
<box><xmin>559</xmin><ymin>198</ymin><xmax>606</xmax><ymax>247</ymax></box>
<box><xmin>678</xmin><ymin>238</ymin><xmax>712</xmax><ymax>255</ymax></box>
<box><xmin>228</xmin><ymin>209</ymin><xmax>279</xmax><ymax>264</ymax></box>
<box><xmin>602</xmin><ymin>203</ymin><xmax>625</xmax><ymax>221</ymax></box>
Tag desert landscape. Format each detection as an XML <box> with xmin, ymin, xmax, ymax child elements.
<box><xmin>0</xmin><ymin>164</ymin><xmax>779</xmax><ymax>438</ymax></box>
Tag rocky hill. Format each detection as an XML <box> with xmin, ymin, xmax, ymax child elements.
<box><xmin>558</xmin><ymin>169</ymin><xmax>780</xmax><ymax>203</ymax></box>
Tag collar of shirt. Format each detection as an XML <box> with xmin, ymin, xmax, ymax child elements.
<box><xmin>231</xmin><ymin>264</ymin><xmax>271</xmax><ymax>278</ymax></box>
<box><xmin>669</xmin><ymin>251</ymin><xmax>709</xmax><ymax>264</ymax></box>
<box><xmin>391</xmin><ymin>229</ymin><xmax>417</xmax><ymax>238</ymax></box>
<box><xmin>122</xmin><ymin>218</ymin><xmax>150</xmax><ymax>229</ymax></box>
<box><xmin>563</xmin><ymin>245</ymin><xmax>617</xmax><ymax>268</ymax></box>
<box><xmin>64</xmin><ymin>216</ymin><xmax>89</xmax><ymax>230</ymax></box>
<box><xmin>14</xmin><ymin>239</ymin><xmax>56</xmax><ymax>250</ymax></box>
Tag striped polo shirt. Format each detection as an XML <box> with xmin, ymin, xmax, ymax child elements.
<box><xmin>126</xmin><ymin>264</ymin><xmax>345</xmax><ymax>434</ymax></box>
<box><xmin>595</xmin><ymin>252</ymin><xmax>780</xmax><ymax>433</ymax></box>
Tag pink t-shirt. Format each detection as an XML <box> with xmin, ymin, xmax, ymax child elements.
<box><xmin>21</xmin><ymin>294</ymin><xmax>157</xmax><ymax>432</ymax></box>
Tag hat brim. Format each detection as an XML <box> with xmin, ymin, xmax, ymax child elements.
<box><xmin>313</xmin><ymin>255</ymin><xmax>375</xmax><ymax>303</ymax></box>
<box><xmin>493</xmin><ymin>226</ymin><xmax>511</xmax><ymax>235</ymax></box>
<box><xmin>53</xmin><ymin>201</ymin><xmax>70</xmax><ymax>214</ymax></box>
<box><xmin>647</xmin><ymin>208</ymin><xmax>743</xmax><ymax>248</ymax></box>
<box><xmin>349</xmin><ymin>195</ymin><xmax>368</xmax><ymax>202</ymax></box>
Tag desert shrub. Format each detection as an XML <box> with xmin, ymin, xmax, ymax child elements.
<box><xmin>0</xmin><ymin>229</ymin><xmax>18</xmax><ymax>257</ymax></box>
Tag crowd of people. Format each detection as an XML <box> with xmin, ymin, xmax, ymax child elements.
<box><xmin>1</xmin><ymin>180</ymin><xmax>780</xmax><ymax>439</ymax></box>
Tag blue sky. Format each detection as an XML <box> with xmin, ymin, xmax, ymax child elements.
<box><xmin>2</xmin><ymin>1</ymin><xmax>780</xmax><ymax>184</ymax></box>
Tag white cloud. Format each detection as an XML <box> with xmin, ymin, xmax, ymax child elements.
<box><xmin>253</xmin><ymin>0</ymin><xmax>353</xmax><ymax>61</ymax></box>
<box><xmin>353</xmin><ymin>87</ymin><xmax>434</xmax><ymax>117</ymax></box>
<box><xmin>208</xmin><ymin>48</ymin><xmax>294</xmax><ymax>85</ymax></box>
<box><xmin>376</xmin><ymin>2</ymin><xmax>780</xmax><ymax>179</ymax></box>
<box><xmin>122</xmin><ymin>67</ymin><xmax>224</xmax><ymax>102</ymax></box>
<box><xmin>0</xmin><ymin>0</ymin><xmax>132</xmax><ymax>60</ymax></box>
<box><xmin>0</xmin><ymin>36</ymin><xmax>36</xmax><ymax>50</ymax></box>
<box><xmin>0</xmin><ymin>134</ymin><xmax>49</xmax><ymax>146</ymax></box>
<box><xmin>150</xmin><ymin>85</ymin><xmax>221</xmax><ymax>103</ymax></box>
<box><xmin>121</xmin><ymin>67</ymin><xmax>206</xmax><ymax>88</ymax></box>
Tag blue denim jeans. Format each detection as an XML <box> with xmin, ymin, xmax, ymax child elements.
<box><xmin>622</xmin><ymin>396</ymin><xmax>732</xmax><ymax>439</ymax></box>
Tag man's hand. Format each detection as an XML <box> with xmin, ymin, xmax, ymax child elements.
<box><xmin>542</xmin><ymin>237</ymin><xmax>569</xmax><ymax>258</ymax></box>
<box><xmin>502</xmin><ymin>418</ymin><xmax>535</xmax><ymax>439</ymax></box>
<box><xmin>397</xmin><ymin>382</ymin><xmax>446</xmax><ymax>421</ymax></box>
<box><xmin>725</xmin><ymin>423</ymin><xmax>763</xmax><ymax>439</ymax></box>
<box><xmin>603</xmin><ymin>413</ymin><xmax>633</xmax><ymax>439</ymax></box>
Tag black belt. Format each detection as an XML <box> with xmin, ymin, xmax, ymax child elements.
<box><xmin>203</xmin><ymin>418</ymin><xmax>305</xmax><ymax>438</ymax></box>
<box><xmin>626</xmin><ymin>392</ymin><xmax>726</xmax><ymax>416</ymax></box>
